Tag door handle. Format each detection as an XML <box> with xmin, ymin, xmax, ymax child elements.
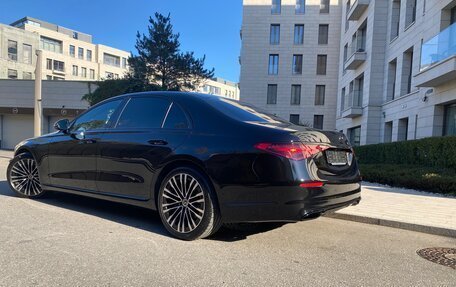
<box><xmin>80</xmin><ymin>139</ymin><xmax>97</xmax><ymax>144</ymax></box>
<box><xmin>148</xmin><ymin>139</ymin><xmax>168</xmax><ymax>146</ymax></box>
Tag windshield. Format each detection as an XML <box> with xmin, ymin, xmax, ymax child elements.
<box><xmin>207</xmin><ymin>97</ymin><xmax>291</xmax><ymax>126</ymax></box>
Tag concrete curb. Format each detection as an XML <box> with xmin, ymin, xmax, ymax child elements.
<box><xmin>325</xmin><ymin>212</ymin><xmax>456</xmax><ymax>238</ymax></box>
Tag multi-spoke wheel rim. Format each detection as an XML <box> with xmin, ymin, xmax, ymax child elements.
<box><xmin>10</xmin><ymin>158</ymin><xmax>42</xmax><ymax>196</ymax></box>
<box><xmin>161</xmin><ymin>173</ymin><xmax>205</xmax><ymax>234</ymax></box>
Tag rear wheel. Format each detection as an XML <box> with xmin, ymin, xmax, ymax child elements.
<box><xmin>157</xmin><ymin>167</ymin><xmax>221</xmax><ymax>240</ymax></box>
<box><xmin>7</xmin><ymin>153</ymin><xmax>46</xmax><ymax>198</ymax></box>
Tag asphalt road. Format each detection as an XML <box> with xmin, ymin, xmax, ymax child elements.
<box><xmin>0</xmin><ymin>158</ymin><xmax>455</xmax><ymax>287</ymax></box>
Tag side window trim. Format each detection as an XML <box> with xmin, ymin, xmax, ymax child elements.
<box><xmin>162</xmin><ymin>101</ymin><xmax>192</xmax><ymax>130</ymax></box>
<box><xmin>161</xmin><ymin>102</ymin><xmax>174</xmax><ymax>128</ymax></box>
<box><xmin>114</xmin><ymin>97</ymin><xmax>132</xmax><ymax>128</ymax></box>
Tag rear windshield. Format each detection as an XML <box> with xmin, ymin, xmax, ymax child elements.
<box><xmin>206</xmin><ymin>97</ymin><xmax>290</xmax><ymax>126</ymax></box>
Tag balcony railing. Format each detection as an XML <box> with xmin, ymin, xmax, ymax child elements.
<box><xmin>342</xmin><ymin>90</ymin><xmax>363</xmax><ymax>118</ymax></box>
<box><xmin>344</xmin><ymin>43</ymin><xmax>367</xmax><ymax>70</ymax></box>
<box><xmin>420</xmin><ymin>22</ymin><xmax>456</xmax><ymax>71</ymax></box>
<box><xmin>347</xmin><ymin>0</ymin><xmax>370</xmax><ymax>21</ymax></box>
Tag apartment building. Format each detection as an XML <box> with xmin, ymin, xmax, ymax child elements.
<box><xmin>199</xmin><ymin>78</ymin><xmax>240</xmax><ymax>100</ymax></box>
<box><xmin>1</xmin><ymin>17</ymin><xmax>129</xmax><ymax>81</ymax></box>
<box><xmin>240</xmin><ymin>0</ymin><xmax>342</xmax><ymax>129</ymax></box>
<box><xmin>338</xmin><ymin>0</ymin><xmax>456</xmax><ymax>145</ymax></box>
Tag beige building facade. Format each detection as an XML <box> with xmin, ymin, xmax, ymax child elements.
<box><xmin>199</xmin><ymin>78</ymin><xmax>240</xmax><ymax>100</ymax></box>
<box><xmin>1</xmin><ymin>17</ymin><xmax>129</xmax><ymax>81</ymax></box>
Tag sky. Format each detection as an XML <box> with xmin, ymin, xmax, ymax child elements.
<box><xmin>0</xmin><ymin>0</ymin><xmax>243</xmax><ymax>82</ymax></box>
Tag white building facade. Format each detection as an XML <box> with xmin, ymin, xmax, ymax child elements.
<box><xmin>198</xmin><ymin>78</ymin><xmax>240</xmax><ymax>100</ymax></box>
<box><xmin>1</xmin><ymin>17</ymin><xmax>130</xmax><ymax>81</ymax></box>
<box><xmin>241</xmin><ymin>0</ymin><xmax>456</xmax><ymax>145</ymax></box>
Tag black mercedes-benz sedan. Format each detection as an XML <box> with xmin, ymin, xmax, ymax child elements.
<box><xmin>7</xmin><ymin>92</ymin><xmax>361</xmax><ymax>240</ymax></box>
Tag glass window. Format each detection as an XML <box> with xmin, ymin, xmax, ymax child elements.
<box><xmin>81</xmin><ymin>67</ymin><xmax>87</xmax><ymax>78</ymax></box>
<box><xmin>290</xmin><ymin>114</ymin><xmax>300</xmax><ymax>125</ymax></box>
<box><xmin>444</xmin><ymin>104</ymin><xmax>456</xmax><ymax>136</ymax></box>
<box><xmin>104</xmin><ymin>53</ymin><xmax>120</xmax><ymax>67</ymax></box>
<box><xmin>318</xmin><ymin>24</ymin><xmax>329</xmax><ymax>45</ymax></box>
<box><xmin>53</xmin><ymin>60</ymin><xmax>65</xmax><ymax>72</ymax></box>
<box><xmin>267</xmin><ymin>84</ymin><xmax>277</xmax><ymax>104</ymax></box>
<box><xmin>270</xmin><ymin>24</ymin><xmax>280</xmax><ymax>45</ymax></box>
<box><xmin>272</xmin><ymin>0</ymin><xmax>281</xmax><ymax>14</ymax></box>
<box><xmin>313</xmin><ymin>115</ymin><xmax>324</xmax><ymax>129</ymax></box>
<box><xmin>46</xmin><ymin>58</ymin><xmax>52</xmax><ymax>70</ymax></box>
<box><xmin>69</xmin><ymin>45</ymin><xmax>75</xmax><ymax>57</ymax></box>
<box><xmin>87</xmin><ymin>49</ymin><xmax>92</xmax><ymax>61</ymax></box>
<box><xmin>73</xmin><ymin>32</ymin><xmax>78</xmax><ymax>39</ymax></box>
<box><xmin>348</xmin><ymin>126</ymin><xmax>361</xmax><ymax>146</ymax></box>
<box><xmin>7</xmin><ymin>69</ymin><xmax>17</xmax><ymax>79</ymax></box>
<box><xmin>23</xmin><ymin>44</ymin><xmax>32</xmax><ymax>64</ymax></box>
<box><xmin>23</xmin><ymin>72</ymin><xmax>32</xmax><ymax>80</ymax></box>
<box><xmin>8</xmin><ymin>40</ymin><xmax>17</xmax><ymax>61</ymax></box>
<box><xmin>291</xmin><ymin>85</ymin><xmax>301</xmax><ymax>105</ymax></box>
<box><xmin>315</xmin><ymin>85</ymin><xmax>325</xmax><ymax>105</ymax></box>
<box><xmin>317</xmin><ymin>55</ymin><xmax>327</xmax><ymax>75</ymax></box>
<box><xmin>294</xmin><ymin>25</ymin><xmax>304</xmax><ymax>45</ymax></box>
<box><xmin>72</xmin><ymin>65</ymin><xmax>78</xmax><ymax>76</ymax></box>
<box><xmin>320</xmin><ymin>0</ymin><xmax>330</xmax><ymax>13</ymax></box>
<box><xmin>163</xmin><ymin>103</ymin><xmax>190</xmax><ymax>129</ymax></box>
<box><xmin>105</xmin><ymin>72</ymin><xmax>114</xmax><ymax>79</ymax></box>
<box><xmin>122</xmin><ymin>57</ymin><xmax>127</xmax><ymax>68</ymax></box>
<box><xmin>117</xmin><ymin>97</ymin><xmax>170</xmax><ymax>129</ymax></box>
<box><xmin>78</xmin><ymin>47</ymin><xmax>84</xmax><ymax>59</ymax></box>
<box><xmin>268</xmin><ymin>54</ymin><xmax>279</xmax><ymax>75</ymax></box>
<box><xmin>90</xmin><ymin>69</ymin><xmax>95</xmax><ymax>79</ymax></box>
<box><xmin>292</xmin><ymin>55</ymin><xmax>303</xmax><ymax>75</ymax></box>
<box><xmin>40</xmin><ymin>36</ymin><xmax>62</xmax><ymax>53</ymax></box>
<box><xmin>71</xmin><ymin>100</ymin><xmax>122</xmax><ymax>132</ymax></box>
<box><xmin>296</xmin><ymin>0</ymin><xmax>305</xmax><ymax>14</ymax></box>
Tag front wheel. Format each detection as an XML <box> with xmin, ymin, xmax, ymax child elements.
<box><xmin>7</xmin><ymin>153</ymin><xmax>46</xmax><ymax>198</ymax></box>
<box><xmin>157</xmin><ymin>167</ymin><xmax>221</xmax><ymax>240</ymax></box>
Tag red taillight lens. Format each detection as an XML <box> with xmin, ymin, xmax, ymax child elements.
<box><xmin>299</xmin><ymin>181</ymin><xmax>324</xmax><ymax>188</ymax></box>
<box><xmin>254</xmin><ymin>142</ymin><xmax>329</xmax><ymax>160</ymax></box>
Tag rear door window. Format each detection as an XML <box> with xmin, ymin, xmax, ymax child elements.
<box><xmin>116</xmin><ymin>97</ymin><xmax>170</xmax><ymax>129</ymax></box>
<box><xmin>163</xmin><ymin>103</ymin><xmax>190</xmax><ymax>129</ymax></box>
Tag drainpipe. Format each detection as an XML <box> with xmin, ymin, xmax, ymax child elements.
<box><xmin>34</xmin><ymin>50</ymin><xmax>43</xmax><ymax>137</ymax></box>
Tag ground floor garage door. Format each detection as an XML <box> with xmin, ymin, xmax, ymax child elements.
<box><xmin>1</xmin><ymin>114</ymin><xmax>34</xmax><ymax>150</ymax></box>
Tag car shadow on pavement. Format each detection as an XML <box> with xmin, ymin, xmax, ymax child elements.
<box><xmin>0</xmin><ymin>180</ymin><xmax>285</xmax><ymax>242</ymax></box>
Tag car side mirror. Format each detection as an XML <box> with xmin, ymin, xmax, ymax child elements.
<box><xmin>54</xmin><ymin>119</ymin><xmax>70</xmax><ymax>132</ymax></box>
<box><xmin>73</xmin><ymin>130</ymin><xmax>85</xmax><ymax>140</ymax></box>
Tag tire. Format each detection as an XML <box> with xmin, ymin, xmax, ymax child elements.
<box><xmin>157</xmin><ymin>167</ymin><xmax>221</xmax><ymax>240</ymax></box>
<box><xmin>7</xmin><ymin>153</ymin><xmax>46</xmax><ymax>198</ymax></box>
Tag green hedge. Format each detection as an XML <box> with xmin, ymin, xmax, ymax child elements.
<box><xmin>353</xmin><ymin>136</ymin><xmax>456</xmax><ymax>169</ymax></box>
<box><xmin>359</xmin><ymin>164</ymin><xmax>456</xmax><ymax>196</ymax></box>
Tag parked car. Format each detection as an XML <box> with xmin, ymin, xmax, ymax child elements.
<box><xmin>7</xmin><ymin>92</ymin><xmax>361</xmax><ymax>240</ymax></box>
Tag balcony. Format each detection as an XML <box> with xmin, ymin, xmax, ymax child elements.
<box><xmin>347</xmin><ymin>0</ymin><xmax>370</xmax><ymax>21</ymax></box>
<box><xmin>342</xmin><ymin>91</ymin><xmax>363</xmax><ymax>118</ymax></box>
<box><xmin>415</xmin><ymin>22</ymin><xmax>456</xmax><ymax>87</ymax></box>
<box><xmin>344</xmin><ymin>44</ymin><xmax>367</xmax><ymax>70</ymax></box>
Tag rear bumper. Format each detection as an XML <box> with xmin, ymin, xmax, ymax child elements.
<box><xmin>218</xmin><ymin>182</ymin><xmax>361</xmax><ymax>223</ymax></box>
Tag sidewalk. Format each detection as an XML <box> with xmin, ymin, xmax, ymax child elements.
<box><xmin>329</xmin><ymin>182</ymin><xmax>456</xmax><ymax>238</ymax></box>
<box><xmin>0</xmin><ymin>150</ymin><xmax>13</xmax><ymax>160</ymax></box>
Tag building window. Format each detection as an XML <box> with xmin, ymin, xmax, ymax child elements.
<box><xmin>296</xmin><ymin>0</ymin><xmax>305</xmax><ymax>14</ymax></box>
<box><xmin>46</xmin><ymin>58</ymin><xmax>52</xmax><ymax>70</ymax></box>
<box><xmin>405</xmin><ymin>0</ymin><xmax>417</xmax><ymax>28</ymax></box>
<box><xmin>268</xmin><ymin>54</ymin><xmax>279</xmax><ymax>75</ymax></box>
<box><xmin>70</xmin><ymin>45</ymin><xmax>75</xmax><ymax>57</ymax></box>
<box><xmin>8</xmin><ymin>40</ymin><xmax>17</xmax><ymax>61</ymax></box>
<box><xmin>53</xmin><ymin>60</ymin><xmax>64</xmax><ymax>72</ymax></box>
<box><xmin>340</xmin><ymin>87</ymin><xmax>346</xmax><ymax>114</ymax></box>
<box><xmin>87</xmin><ymin>50</ymin><xmax>92</xmax><ymax>62</ymax></box>
<box><xmin>267</xmin><ymin>84</ymin><xmax>278</xmax><ymax>104</ymax></box>
<box><xmin>294</xmin><ymin>24</ymin><xmax>304</xmax><ymax>45</ymax></box>
<box><xmin>72</xmin><ymin>65</ymin><xmax>78</xmax><ymax>76</ymax></box>
<box><xmin>318</xmin><ymin>24</ymin><xmax>329</xmax><ymax>45</ymax></box>
<box><xmin>387</xmin><ymin>58</ymin><xmax>397</xmax><ymax>101</ymax></box>
<box><xmin>73</xmin><ymin>32</ymin><xmax>78</xmax><ymax>39</ymax></box>
<box><xmin>292</xmin><ymin>55</ymin><xmax>303</xmax><ymax>75</ymax></box>
<box><xmin>46</xmin><ymin>75</ymin><xmax>53</xmax><ymax>80</ymax></box>
<box><xmin>384</xmin><ymin>121</ymin><xmax>393</xmax><ymax>142</ymax></box>
<box><xmin>90</xmin><ymin>69</ymin><xmax>95</xmax><ymax>79</ymax></box>
<box><xmin>23</xmin><ymin>44</ymin><xmax>32</xmax><ymax>64</ymax></box>
<box><xmin>23</xmin><ymin>72</ymin><xmax>32</xmax><ymax>80</ymax></box>
<box><xmin>40</xmin><ymin>36</ymin><xmax>62</xmax><ymax>53</ymax></box>
<box><xmin>104</xmin><ymin>53</ymin><xmax>121</xmax><ymax>67</ymax></box>
<box><xmin>316</xmin><ymin>55</ymin><xmax>327</xmax><ymax>75</ymax></box>
<box><xmin>313</xmin><ymin>115</ymin><xmax>324</xmax><ymax>129</ymax></box>
<box><xmin>353</xmin><ymin>74</ymin><xmax>364</xmax><ymax>107</ymax></box>
<box><xmin>315</xmin><ymin>85</ymin><xmax>325</xmax><ymax>105</ymax></box>
<box><xmin>444</xmin><ymin>103</ymin><xmax>456</xmax><ymax>136</ymax></box>
<box><xmin>290</xmin><ymin>114</ymin><xmax>300</xmax><ymax>125</ymax></box>
<box><xmin>122</xmin><ymin>57</ymin><xmax>127</xmax><ymax>68</ymax></box>
<box><xmin>348</xmin><ymin>126</ymin><xmax>361</xmax><ymax>146</ymax></box>
<box><xmin>105</xmin><ymin>72</ymin><xmax>114</xmax><ymax>79</ymax></box>
<box><xmin>291</xmin><ymin>85</ymin><xmax>301</xmax><ymax>105</ymax></box>
<box><xmin>345</xmin><ymin>0</ymin><xmax>350</xmax><ymax>32</ymax></box>
<box><xmin>7</xmin><ymin>69</ymin><xmax>18</xmax><ymax>79</ymax></box>
<box><xmin>78</xmin><ymin>47</ymin><xmax>84</xmax><ymax>59</ymax></box>
<box><xmin>451</xmin><ymin>6</ymin><xmax>456</xmax><ymax>24</ymax></box>
<box><xmin>390</xmin><ymin>0</ymin><xmax>401</xmax><ymax>40</ymax></box>
<box><xmin>81</xmin><ymin>67</ymin><xmax>87</xmax><ymax>78</ymax></box>
<box><xmin>401</xmin><ymin>47</ymin><xmax>414</xmax><ymax>96</ymax></box>
<box><xmin>398</xmin><ymin>117</ymin><xmax>409</xmax><ymax>141</ymax></box>
<box><xmin>270</xmin><ymin>24</ymin><xmax>280</xmax><ymax>45</ymax></box>
<box><xmin>272</xmin><ymin>0</ymin><xmax>281</xmax><ymax>14</ymax></box>
<box><xmin>320</xmin><ymin>0</ymin><xmax>330</xmax><ymax>13</ymax></box>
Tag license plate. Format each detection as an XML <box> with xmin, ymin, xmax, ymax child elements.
<box><xmin>325</xmin><ymin>150</ymin><xmax>348</xmax><ymax>166</ymax></box>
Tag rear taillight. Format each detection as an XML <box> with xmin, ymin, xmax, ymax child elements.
<box><xmin>254</xmin><ymin>142</ymin><xmax>329</xmax><ymax>160</ymax></box>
